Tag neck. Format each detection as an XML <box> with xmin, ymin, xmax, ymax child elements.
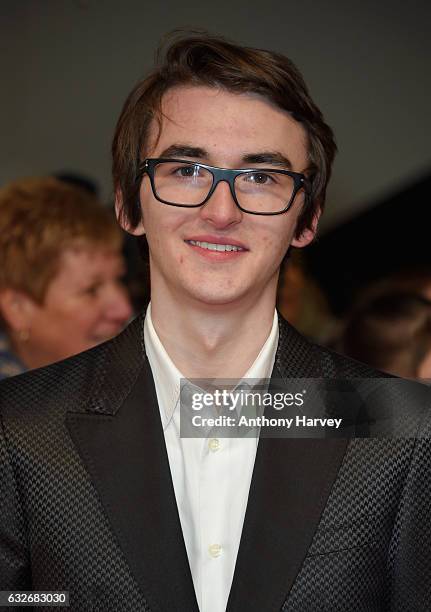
<box><xmin>8</xmin><ymin>336</ymin><xmax>42</xmax><ymax>370</ymax></box>
<box><xmin>150</xmin><ymin>284</ymin><xmax>277</xmax><ymax>379</ymax></box>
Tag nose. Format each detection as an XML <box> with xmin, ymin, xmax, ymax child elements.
<box><xmin>103</xmin><ymin>284</ymin><xmax>133</xmax><ymax>326</ymax></box>
<box><xmin>199</xmin><ymin>180</ymin><xmax>243</xmax><ymax>229</ymax></box>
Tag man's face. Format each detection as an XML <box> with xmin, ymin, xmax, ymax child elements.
<box><xmin>125</xmin><ymin>86</ymin><xmax>317</xmax><ymax>309</ymax></box>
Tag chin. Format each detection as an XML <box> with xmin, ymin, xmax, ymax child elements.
<box><xmin>186</xmin><ymin>285</ymin><xmax>252</xmax><ymax>308</ymax></box>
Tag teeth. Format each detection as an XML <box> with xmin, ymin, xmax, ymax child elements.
<box><xmin>188</xmin><ymin>240</ymin><xmax>244</xmax><ymax>252</ymax></box>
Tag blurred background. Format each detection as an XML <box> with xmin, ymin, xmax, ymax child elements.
<box><xmin>1</xmin><ymin>0</ymin><xmax>431</xmax><ymax>376</ymax></box>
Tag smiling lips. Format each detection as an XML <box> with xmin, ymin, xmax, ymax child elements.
<box><xmin>188</xmin><ymin>239</ymin><xmax>244</xmax><ymax>252</ymax></box>
<box><xmin>185</xmin><ymin>236</ymin><xmax>248</xmax><ymax>259</ymax></box>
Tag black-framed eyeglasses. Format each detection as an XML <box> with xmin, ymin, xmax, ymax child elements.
<box><xmin>137</xmin><ymin>158</ymin><xmax>310</xmax><ymax>216</ymax></box>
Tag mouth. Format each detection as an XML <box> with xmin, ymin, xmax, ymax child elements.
<box><xmin>185</xmin><ymin>239</ymin><xmax>246</xmax><ymax>253</ymax></box>
<box><xmin>184</xmin><ymin>237</ymin><xmax>248</xmax><ymax>261</ymax></box>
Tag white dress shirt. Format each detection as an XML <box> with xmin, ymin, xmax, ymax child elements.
<box><xmin>144</xmin><ymin>304</ymin><xmax>279</xmax><ymax>612</ymax></box>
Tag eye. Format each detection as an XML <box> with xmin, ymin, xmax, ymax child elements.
<box><xmin>83</xmin><ymin>283</ymin><xmax>101</xmax><ymax>297</ymax></box>
<box><xmin>179</xmin><ymin>165</ymin><xmax>195</xmax><ymax>177</ymax></box>
<box><xmin>246</xmin><ymin>172</ymin><xmax>276</xmax><ymax>185</ymax></box>
<box><xmin>116</xmin><ymin>273</ymin><xmax>127</xmax><ymax>285</ymax></box>
<box><xmin>173</xmin><ymin>164</ymin><xmax>202</xmax><ymax>178</ymax></box>
<box><xmin>113</xmin><ymin>274</ymin><xmax>128</xmax><ymax>289</ymax></box>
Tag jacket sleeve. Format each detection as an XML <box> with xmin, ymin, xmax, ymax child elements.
<box><xmin>0</xmin><ymin>412</ymin><xmax>30</xmax><ymax>588</ymax></box>
<box><xmin>387</xmin><ymin>407</ymin><xmax>431</xmax><ymax>610</ymax></box>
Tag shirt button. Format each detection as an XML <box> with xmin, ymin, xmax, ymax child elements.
<box><xmin>209</xmin><ymin>544</ymin><xmax>222</xmax><ymax>558</ymax></box>
<box><xmin>208</xmin><ymin>438</ymin><xmax>220</xmax><ymax>452</ymax></box>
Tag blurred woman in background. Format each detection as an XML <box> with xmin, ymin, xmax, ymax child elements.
<box><xmin>0</xmin><ymin>177</ymin><xmax>132</xmax><ymax>379</ymax></box>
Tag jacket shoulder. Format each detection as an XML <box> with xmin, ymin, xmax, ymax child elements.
<box><xmin>0</xmin><ymin>313</ymin><xmax>145</xmax><ymax>422</ymax></box>
<box><xmin>0</xmin><ymin>342</ymin><xmax>106</xmax><ymax>421</ymax></box>
<box><xmin>313</xmin><ymin>341</ymin><xmax>387</xmax><ymax>378</ymax></box>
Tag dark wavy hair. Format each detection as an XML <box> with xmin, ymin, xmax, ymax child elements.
<box><xmin>112</xmin><ymin>32</ymin><xmax>336</xmax><ymax>238</ymax></box>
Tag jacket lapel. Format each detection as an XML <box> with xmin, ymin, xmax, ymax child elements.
<box><xmin>66</xmin><ymin>315</ymin><xmax>199</xmax><ymax>612</ymax></box>
<box><xmin>227</xmin><ymin>316</ymin><xmax>349</xmax><ymax>611</ymax></box>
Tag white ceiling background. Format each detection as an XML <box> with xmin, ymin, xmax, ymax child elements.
<box><xmin>1</xmin><ymin>0</ymin><xmax>430</xmax><ymax>230</ymax></box>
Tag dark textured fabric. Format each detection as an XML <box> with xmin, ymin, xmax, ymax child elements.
<box><xmin>0</xmin><ymin>324</ymin><xmax>151</xmax><ymax>611</ymax></box>
<box><xmin>0</xmin><ymin>312</ymin><xmax>430</xmax><ymax>611</ymax></box>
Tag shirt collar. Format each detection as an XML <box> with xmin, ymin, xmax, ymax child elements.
<box><xmin>144</xmin><ymin>303</ymin><xmax>279</xmax><ymax>430</ymax></box>
<box><xmin>144</xmin><ymin>303</ymin><xmax>183</xmax><ymax>429</ymax></box>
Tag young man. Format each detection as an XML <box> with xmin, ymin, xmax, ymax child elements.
<box><xmin>1</xmin><ymin>34</ymin><xmax>430</xmax><ymax>611</ymax></box>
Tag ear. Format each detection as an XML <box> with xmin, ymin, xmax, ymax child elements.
<box><xmin>0</xmin><ymin>289</ymin><xmax>38</xmax><ymax>332</ymax></box>
<box><xmin>290</xmin><ymin>207</ymin><xmax>321</xmax><ymax>249</ymax></box>
<box><xmin>114</xmin><ymin>189</ymin><xmax>146</xmax><ymax>237</ymax></box>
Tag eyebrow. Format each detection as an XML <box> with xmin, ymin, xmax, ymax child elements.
<box><xmin>159</xmin><ymin>144</ymin><xmax>209</xmax><ymax>159</ymax></box>
<box><xmin>242</xmin><ymin>152</ymin><xmax>292</xmax><ymax>169</ymax></box>
<box><xmin>158</xmin><ymin>144</ymin><xmax>292</xmax><ymax>169</ymax></box>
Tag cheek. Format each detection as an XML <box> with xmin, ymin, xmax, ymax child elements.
<box><xmin>72</xmin><ymin>302</ymin><xmax>106</xmax><ymax>330</ymax></box>
<box><xmin>52</xmin><ymin>301</ymin><xmax>101</xmax><ymax>333</ymax></box>
<box><xmin>145</xmin><ymin>209</ymin><xmax>176</xmax><ymax>248</ymax></box>
<box><xmin>260</xmin><ymin>226</ymin><xmax>293</xmax><ymax>260</ymax></box>
<box><xmin>145</xmin><ymin>207</ymin><xmax>190</xmax><ymax>262</ymax></box>
<box><xmin>141</xmin><ymin>189</ymin><xmax>184</xmax><ymax>232</ymax></box>
<box><xmin>53</xmin><ymin>313</ymin><xmax>104</xmax><ymax>346</ymax></box>
<box><xmin>30</xmin><ymin>310</ymin><xmax>73</xmax><ymax>347</ymax></box>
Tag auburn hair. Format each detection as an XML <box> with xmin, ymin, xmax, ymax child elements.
<box><xmin>0</xmin><ymin>177</ymin><xmax>122</xmax><ymax>304</ymax></box>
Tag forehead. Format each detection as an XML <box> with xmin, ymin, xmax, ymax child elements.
<box><xmin>147</xmin><ymin>85</ymin><xmax>309</xmax><ymax>170</ymax></box>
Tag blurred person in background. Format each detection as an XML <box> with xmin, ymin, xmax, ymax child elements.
<box><xmin>0</xmin><ymin>177</ymin><xmax>132</xmax><ymax>379</ymax></box>
<box><xmin>277</xmin><ymin>250</ymin><xmax>336</xmax><ymax>343</ymax></box>
<box><xmin>340</xmin><ymin>291</ymin><xmax>431</xmax><ymax>379</ymax></box>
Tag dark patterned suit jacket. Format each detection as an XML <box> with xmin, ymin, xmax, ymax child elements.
<box><xmin>1</xmin><ymin>313</ymin><xmax>430</xmax><ymax>611</ymax></box>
